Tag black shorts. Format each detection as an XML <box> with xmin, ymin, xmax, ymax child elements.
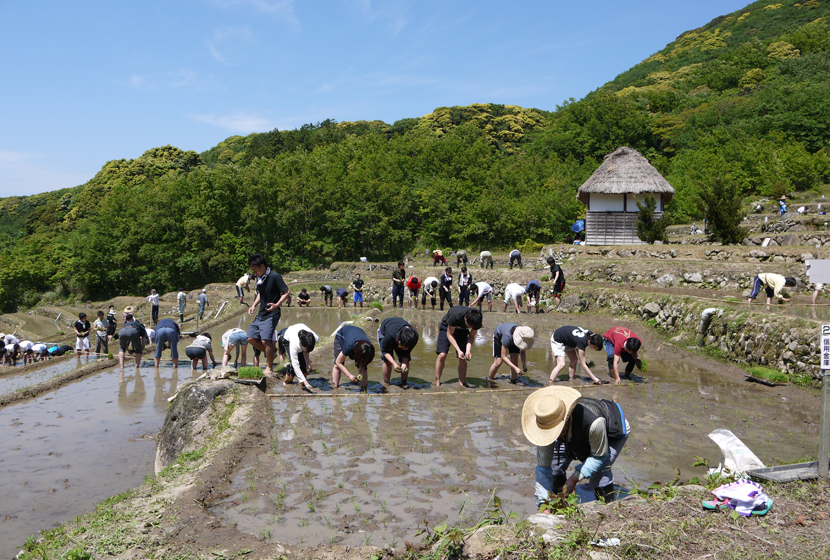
<box><xmin>493</xmin><ymin>337</ymin><xmax>520</xmax><ymax>358</ymax></box>
<box><xmin>236</xmin><ymin>285</ymin><xmax>245</xmax><ymax>298</ymax></box>
<box><xmin>186</xmin><ymin>347</ymin><xmax>207</xmax><ymax>360</ymax></box>
<box><xmin>107</xmin><ymin>322</ymin><xmax>116</xmax><ymax>336</ymax></box>
<box><xmin>119</xmin><ymin>331</ymin><xmax>143</xmax><ymax>353</ymax></box>
<box><xmin>436</xmin><ymin>323</ymin><xmax>469</xmax><ymax>355</ymax></box>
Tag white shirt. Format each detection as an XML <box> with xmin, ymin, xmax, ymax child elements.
<box><xmin>509</xmin><ymin>249</ymin><xmax>521</xmax><ymax>258</ymax></box>
<box><xmin>475</xmin><ymin>282</ymin><xmax>492</xmax><ymax>296</ymax></box>
<box><xmin>480</xmin><ymin>251</ymin><xmax>492</xmax><ymax>258</ymax></box>
<box><xmin>236</xmin><ymin>274</ymin><xmax>250</xmax><ymax>287</ymax></box>
<box><xmin>423</xmin><ymin>277</ymin><xmax>439</xmax><ymax>293</ymax></box>
<box><xmin>147</xmin><ymin>294</ymin><xmax>159</xmax><ymax>305</ymax></box>
<box><xmin>32</xmin><ymin>343</ymin><xmax>47</xmax><ymax>353</ymax></box>
<box><xmin>187</xmin><ymin>335</ymin><xmax>212</xmax><ymax>351</ymax></box>
<box><xmin>274</xmin><ymin>323</ymin><xmax>319</xmax><ymax>384</ymax></box>
<box><xmin>4</xmin><ymin>335</ymin><xmax>19</xmax><ymax>346</ymax></box>
<box><xmin>177</xmin><ymin>291</ymin><xmax>187</xmax><ymax>302</ymax></box>
<box><xmin>19</xmin><ymin>340</ymin><xmax>33</xmax><ymax>351</ymax></box>
<box><xmin>222</xmin><ymin>328</ymin><xmax>246</xmax><ymax>349</ymax></box>
<box><xmin>145</xmin><ymin>329</ymin><xmax>155</xmax><ymax>343</ymax></box>
<box><xmin>504</xmin><ymin>283</ymin><xmax>526</xmax><ymax>302</ymax></box>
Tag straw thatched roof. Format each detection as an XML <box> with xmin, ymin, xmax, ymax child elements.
<box><xmin>577</xmin><ymin>146</ymin><xmax>674</xmax><ymax>204</ymax></box>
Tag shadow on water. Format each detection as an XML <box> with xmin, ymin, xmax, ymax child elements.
<box><xmin>210</xmin><ymin>308</ymin><xmax>820</xmax><ymax>548</ymax></box>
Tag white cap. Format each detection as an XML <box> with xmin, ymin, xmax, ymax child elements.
<box><xmin>202</xmin><ymin>289</ymin><xmax>207</xmax><ymax>293</ymax></box>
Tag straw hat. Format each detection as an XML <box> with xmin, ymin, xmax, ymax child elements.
<box><xmin>513</xmin><ymin>326</ymin><xmax>535</xmax><ymax>350</ymax></box>
<box><xmin>521</xmin><ymin>387</ymin><xmax>582</xmax><ymax>446</ymax></box>
<box><xmin>780</xmin><ymin>195</ymin><xmax>787</xmax><ymax>200</ymax></box>
<box><xmin>123</xmin><ymin>305</ymin><xmax>134</xmax><ymax>313</ymax></box>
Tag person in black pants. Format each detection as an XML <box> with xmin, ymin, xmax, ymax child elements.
<box><xmin>392</xmin><ymin>261</ymin><xmax>406</xmax><ymax>308</ymax></box>
<box><xmin>457</xmin><ymin>266</ymin><xmax>472</xmax><ymax>306</ymax></box>
<box><xmin>440</xmin><ymin>267</ymin><xmax>453</xmax><ymax>310</ymax></box>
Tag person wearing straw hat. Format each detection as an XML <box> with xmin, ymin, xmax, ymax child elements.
<box><xmin>488</xmin><ymin>323</ymin><xmax>534</xmax><ymax>383</ymax></box>
<box><xmin>778</xmin><ymin>195</ymin><xmax>787</xmax><ymax>217</ymax></box>
<box><xmin>549</xmin><ymin>326</ymin><xmax>603</xmax><ymax>384</ymax></box>
<box><xmin>522</xmin><ymin>386</ymin><xmax>630</xmax><ymax>505</ymax></box>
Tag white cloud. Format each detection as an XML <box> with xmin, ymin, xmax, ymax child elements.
<box><xmin>189</xmin><ymin>112</ymin><xmax>275</xmax><ymax>133</ymax></box>
<box><xmin>117</xmin><ymin>69</ymin><xmax>208</xmax><ymax>91</ymax></box>
<box><xmin>0</xmin><ymin>151</ymin><xmax>91</xmax><ymax>197</ymax></box>
<box><xmin>207</xmin><ymin>25</ymin><xmax>253</xmax><ymax>65</ymax></box>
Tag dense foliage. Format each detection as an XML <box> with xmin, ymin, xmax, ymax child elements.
<box><xmin>701</xmin><ymin>179</ymin><xmax>749</xmax><ymax>245</ymax></box>
<box><xmin>635</xmin><ymin>195</ymin><xmax>668</xmax><ymax>243</ymax></box>
<box><xmin>2</xmin><ymin>0</ymin><xmax>830</xmax><ymax>309</ymax></box>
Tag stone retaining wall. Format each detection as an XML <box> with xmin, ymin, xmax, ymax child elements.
<box><xmin>569</xmin><ymin>290</ymin><xmax>821</xmax><ymax>380</ymax></box>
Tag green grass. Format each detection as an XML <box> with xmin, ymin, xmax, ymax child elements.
<box><xmin>238</xmin><ymin>367</ymin><xmax>263</xmax><ymax>379</ymax></box>
<box><xmin>369</xmin><ymin>301</ymin><xmax>383</xmax><ymax>312</ymax></box>
<box><xmin>746</xmin><ymin>366</ymin><xmax>789</xmax><ymax>383</ymax></box>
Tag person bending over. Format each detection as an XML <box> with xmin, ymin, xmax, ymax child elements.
<box><xmin>549</xmin><ymin>326</ymin><xmax>603</xmax><ymax>384</ymax></box>
<box><xmin>331</xmin><ymin>324</ymin><xmax>375</xmax><ymax>391</ymax></box>
<box><xmin>488</xmin><ymin>324</ymin><xmax>534</xmax><ymax>383</ymax></box>
<box><xmin>378</xmin><ymin>317</ymin><xmax>419</xmax><ymax>386</ymax></box>
<box><xmin>186</xmin><ymin>333</ymin><xmax>218</xmax><ymax>370</ymax></box>
<box><xmin>747</xmin><ymin>273</ymin><xmax>796</xmax><ymax>305</ymax></box>
<box><xmin>523</xmin><ymin>386</ymin><xmax>630</xmax><ymax>505</ymax></box>
<box><xmin>603</xmin><ymin>326</ymin><xmax>642</xmax><ymax>384</ymax></box>
<box><xmin>277</xmin><ymin>323</ymin><xmax>319</xmax><ymax>392</ymax></box>
<box><xmin>435</xmin><ymin>306</ymin><xmax>483</xmax><ymax>388</ymax></box>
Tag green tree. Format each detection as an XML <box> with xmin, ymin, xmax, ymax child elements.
<box><xmin>635</xmin><ymin>195</ymin><xmax>667</xmax><ymax>243</ymax></box>
<box><xmin>700</xmin><ymin>179</ymin><xmax>747</xmax><ymax>245</ymax></box>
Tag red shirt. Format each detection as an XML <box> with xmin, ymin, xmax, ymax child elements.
<box><xmin>604</xmin><ymin>326</ymin><xmax>641</xmax><ymax>357</ymax></box>
<box><xmin>406</xmin><ymin>277</ymin><xmax>421</xmax><ymax>290</ymax></box>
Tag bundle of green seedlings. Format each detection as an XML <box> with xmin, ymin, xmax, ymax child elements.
<box><xmin>238</xmin><ymin>366</ymin><xmax>264</xmax><ymax>380</ymax></box>
<box><xmin>746</xmin><ymin>366</ymin><xmax>788</xmax><ymax>384</ymax></box>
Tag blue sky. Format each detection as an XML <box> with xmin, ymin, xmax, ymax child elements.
<box><xmin>0</xmin><ymin>0</ymin><xmax>753</xmax><ymax>197</ymax></box>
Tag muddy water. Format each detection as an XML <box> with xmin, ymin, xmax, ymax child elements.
<box><xmin>0</xmin><ymin>359</ymin><xmax>88</xmax><ymax>396</ymax></box>
<box><xmin>776</xmin><ymin>304</ymin><xmax>830</xmax><ymax>321</ymax></box>
<box><xmin>213</xmin><ymin>309</ymin><xmax>819</xmax><ymax>548</ymax></box>
<box><xmin>0</xmin><ymin>364</ymin><xmax>185</xmax><ymax>557</ymax></box>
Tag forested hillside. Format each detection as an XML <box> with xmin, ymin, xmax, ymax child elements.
<box><xmin>1</xmin><ymin>0</ymin><xmax>829</xmax><ymax>310</ymax></box>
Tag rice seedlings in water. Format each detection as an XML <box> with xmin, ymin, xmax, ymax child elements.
<box><xmin>364</xmin><ymin>534</ymin><xmax>371</xmax><ymax>546</ymax></box>
<box><xmin>241</xmin><ymin>491</ymin><xmax>247</xmax><ymax>502</ymax></box>
<box><xmin>317</xmin><ymin>489</ymin><xmax>325</xmax><ymax>500</ymax></box>
<box><xmin>381</xmin><ymin>499</ymin><xmax>387</xmax><ymax>512</ymax></box>
<box><xmin>307</xmin><ymin>502</ymin><xmax>316</xmax><ymax>512</ymax></box>
<box><xmin>260</xmin><ymin>528</ymin><xmax>271</xmax><ymax>540</ymax></box>
<box><xmin>353</xmin><ymin>502</ymin><xmax>361</xmax><ymax>512</ymax></box>
<box><xmin>334</xmin><ymin>503</ymin><xmax>341</xmax><ymax>513</ymax></box>
<box><xmin>298</xmin><ymin>518</ymin><xmax>309</xmax><ymax>527</ymax></box>
<box><xmin>337</xmin><ymin>481</ymin><xmax>344</xmax><ymax>489</ymax></box>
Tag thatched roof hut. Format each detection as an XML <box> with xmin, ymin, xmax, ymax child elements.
<box><xmin>577</xmin><ymin>146</ymin><xmax>674</xmax><ymax>204</ymax></box>
<box><xmin>577</xmin><ymin>147</ymin><xmax>675</xmax><ymax>245</ymax></box>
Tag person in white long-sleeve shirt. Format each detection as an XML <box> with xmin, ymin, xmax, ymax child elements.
<box><xmin>275</xmin><ymin>323</ymin><xmax>319</xmax><ymax>392</ymax></box>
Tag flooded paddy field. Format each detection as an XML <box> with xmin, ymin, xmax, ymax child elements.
<box><xmin>211</xmin><ymin>308</ymin><xmax>819</xmax><ymax>548</ymax></box>
<box><xmin>0</xmin><ymin>358</ymin><xmax>89</xmax><ymax>396</ymax></box>
<box><xmin>0</xmin><ymin>366</ymin><xmax>183</xmax><ymax>557</ymax></box>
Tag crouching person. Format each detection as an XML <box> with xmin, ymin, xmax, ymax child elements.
<box><xmin>332</xmin><ymin>323</ymin><xmax>375</xmax><ymax>391</ymax></box>
<box><xmin>522</xmin><ymin>387</ymin><xmax>630</xmax><ymax>505</ymax></box>
<box><xmin>277</xmin><ymin>323</ymin><xmax>319</xmax><ymax>392</ymax></box>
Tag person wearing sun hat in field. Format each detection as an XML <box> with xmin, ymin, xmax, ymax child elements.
<box><xmin>488</xmin><ymin>323</ymin><xmax>534</xmax><ymax>383</ymax></box>
<box><xmin>522</xmin><ymin>386</ymin><xmax>631</xmax><ymax>506</ymax></box>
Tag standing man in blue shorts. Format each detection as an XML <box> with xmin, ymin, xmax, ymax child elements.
<box><xmin>351</xmin><ymin>273</ymin><xmax>365</xmax><ymax>308</ymax></box>
<box><xmin>247</xmin><ymin>254</ymin><xmax>290</xmax><ymax>375</ymax></box>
